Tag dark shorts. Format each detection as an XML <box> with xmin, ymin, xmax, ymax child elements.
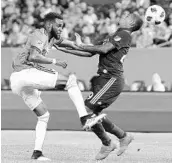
<box><xmin>85</xmin><ymin>75</ymin><xmax>124</xmax><ymax>113</ymax></box>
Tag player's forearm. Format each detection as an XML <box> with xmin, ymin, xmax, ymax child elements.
<box><xmin>55</xmin><ymin>47</ymin><xmax>94</xmax><ymax>57</ymax></box>
<box><xmin>28</xmin><ymin>54</ymin><xmax>54</xmax><ymax>64</ymax></box>
<box><xmin>78</xmin><ymin>44</ymin><xmax>107</xmax><ymax>54</ymax></box>
<box><xmin>57</xmin><ymin>39</ymin><xmax>76</xmax><ymax>49</ymax></box>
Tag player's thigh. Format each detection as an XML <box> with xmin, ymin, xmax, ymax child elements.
<box><xmin>55</xmin><ymin>73</ymin><xmax>68</xmax><ymax>86</ymax></box>
<box><xmin>25</xmin><ymin>68</ymin><xmax>59</xmax><ymax>89</ymax></box>
<box><xmin>85</xmin><ymin>76</ymin><xmax>124</xmax><ymax>113</ymax></box>
<box><xmin>10</xmin><ymin>68</ymin><xmax>58</xmax><ymax>91</ymax></box>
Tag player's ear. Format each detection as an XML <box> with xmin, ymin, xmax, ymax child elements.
<box><xmin>47</xmin><ymin>21</ymin><xmax>53</xmax><ymax>30</ymax></box>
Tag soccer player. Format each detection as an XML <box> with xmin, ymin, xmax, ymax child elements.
<box><xmin>10</xmin><ymin>12</ymin><xmax>105</xmax><ymax>161</ymax></box>
<box><xmin>56</xmin><ymin>13</ymin><xmax>143</xmax><ymax>160</ymax></box>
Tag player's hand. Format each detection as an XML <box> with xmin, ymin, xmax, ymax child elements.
<box><xmin>55</xmin><ymin>59</ymin><xmax>67</xmax><ymax>69</ymax></box>
<box><xmin>75</xmin><ymin>33</ymin><xmax>83</xmax><ymax>46</ymax></box>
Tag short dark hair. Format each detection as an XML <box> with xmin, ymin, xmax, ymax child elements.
<box><xmin>131</xmin><ymin>14</ymin><xmax>143</xmax><ymax>32</ymax></box>
<box><xmin>44</xmin><ymin>12</ymin><xmax>63</xmax><ymax>22</ymax></box>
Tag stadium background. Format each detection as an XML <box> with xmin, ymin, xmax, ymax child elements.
<box><xmin>1</xmin><ymin>0</ymin><xmax>172</xmax><ymax>132</ymax></box>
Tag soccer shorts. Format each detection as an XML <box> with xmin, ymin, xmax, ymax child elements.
<box><xmin>85</xmin><ymin>75</ymin><xmax>124</xmax><ymax>113</ymax></box>
<box><xmin>10</xmin><ymin>68</ymin><xmax>58</xmax><ymax>110</ymax></box>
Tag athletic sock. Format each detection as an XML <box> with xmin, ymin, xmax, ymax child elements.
<box><xmin>102</xmin><ymin>117</ymin><xmax>126</xmax><ymax>139</ymax></box>
<box><xmin>34</xmin><ymin>112</ymin><xmax>49</xmax><ymax>151</ymax></box>
<box><xmin>68</xmin><ymin>86</ymin><xmax>88</xmax><ymax>117</ymax></box>
<box><xmin>92</xmin><ymin>123</ymin><xmax>111</xmax><ymax>146</ymax></box>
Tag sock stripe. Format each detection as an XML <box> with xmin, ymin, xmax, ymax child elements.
<box><xmin>90</xmin><ymin>77</ymin><xmax>116</xmax><ymax>104</ymax></box>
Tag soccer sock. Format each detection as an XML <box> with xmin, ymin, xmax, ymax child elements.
<box><xmin>102</xmin><ymin>117</ymin><xmax>126</xmax><ymax>139</ymax></box>
<box><xmin>67</xmin><ymin>86</ymin><xmax>88</xmax><ymax>117</ymax></box>
<box><xmin>34</xmin><ymin>111</ymin><xmax>50</xmax><ymax>151</ymax></box>
<box><xmin>92</xmin><ymin>123</ymin><xmax>111</xmax><ymax>146</ymax></box>
<box><xmin>66</xmin><ymin>74</ymin><xmax>88</xmax><ymax>118</ymax></box>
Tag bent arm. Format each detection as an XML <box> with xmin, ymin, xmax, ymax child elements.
<box><xmin>28</xmin><ymin>47</ymin><xmax>54</xmax><ymax>64</ymax></box>
<box><xmin>54</xmin><ymin>46</ymin><xmax>96</xmax><ymax>57</ymax></box>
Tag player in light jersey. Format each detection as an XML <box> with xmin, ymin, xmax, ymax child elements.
<box><xmin>56</xmin><ymin>13</ymin><xmax>143</xmax><ymax>160</ymax></box>
<box><xmin>10</xmin><ymin>12</ymin><xmax>106</xmax><ymax>161</ymax></box>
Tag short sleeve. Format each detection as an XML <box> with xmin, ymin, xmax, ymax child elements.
<box><xmin>30</xmin><ymin>30</ymin><xmax>46</xmax><ymax>52</ymax></box>
<box><xmin>109</xmin><ymin>31</ymin><xmax>131</xmax><ymax>50</ymax></box>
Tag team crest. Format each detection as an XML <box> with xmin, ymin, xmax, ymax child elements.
<box><xmin>114</xmin><ymin>36</ymin><xmax>121</xmax><ymax>41</ymax></box>
<box><xmin>87</xmin><ymin>92</ymin><xmax>94</xmax><ymax>100</ymax></box>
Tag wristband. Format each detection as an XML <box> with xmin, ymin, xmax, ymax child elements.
<box><xmin>52</xmin><ymin>59</ymin><xmax>56</xmax><ymax>64</ymax></box>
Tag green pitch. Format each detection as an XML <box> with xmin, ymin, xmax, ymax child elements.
<box><xmin>1</xmin><ymin>131</ymin><xmax>172</xmax><ymax>163</ymax></box>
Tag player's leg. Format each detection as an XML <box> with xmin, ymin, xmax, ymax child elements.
<box><xmin>56</xmin><ymin>73</ymin><xmax>106</xmax><ymax>128</ymax></box>
<box><xmin>84</xmin><ymin>76</ymin><xmax>118</xmax><ymax>160</ymax></box>
<box><xmin>94</xmin><ymin>77</ymin><xmax>134</xmax><ymax>156</ymax></box>
<box><xmin>10</xmin><ymin>70</ymin><xmax>51</xmax><ymax>160</ymax></box>
<box><xmin>20</xmin><ymin>88</ymin><xmax>51</xmax><ymax>161</ymax></box>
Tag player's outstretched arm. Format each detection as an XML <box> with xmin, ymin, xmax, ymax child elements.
<box><xmin>72</xmin><ymin>33</ymin><xmax>115</xmax><ymax>54</ymax></box>
<box><xmin>76</xmin><ymin>41</ymin><xmax>115</xmax><ymax>54</ymax></box>
<box><xmin>54</xmin><ymin>38</ymin><xmax>83</xmax><ymax>50</ymax></box>
<box><xmin>54</xmin><ymin>46</ymin><xmax>96</xmax><ymax>57</ymax></box>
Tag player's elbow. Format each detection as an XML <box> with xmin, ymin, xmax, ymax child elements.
<box><xmin>28</xmin><ymin>54</ymin><xmax>39</xmax><ymax>62</ymax></box>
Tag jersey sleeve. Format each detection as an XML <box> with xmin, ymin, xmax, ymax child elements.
<box><xmin>109</xmin><ymin>31</ymin><xmax>131</xmax><ymax>50</ymax></box>
<box><xmin>30</xmin><ymin>30</ymin><xmax>46</xmax><ymax>53</ymax></box>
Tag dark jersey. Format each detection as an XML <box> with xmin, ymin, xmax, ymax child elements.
<box><xmin>97</xmin><ymin>28</ymin><xmax>132</xmax><ymax>77</ymax></box>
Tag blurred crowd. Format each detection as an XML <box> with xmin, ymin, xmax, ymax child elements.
<box><xmin>2</xmin><ymin>72</ymin><xmax>172</xmax><ymax>92</ymax></box>
<box><xmin>1</xmin><ymin>0</ymin><xmax>172</xmax><ymax>47</ymax></box>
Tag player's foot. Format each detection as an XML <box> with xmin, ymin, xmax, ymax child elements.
<box><xmin>82</xmin><ymin>113</ymin><xmax>107</xmax><ymax>131</ymax></box>
<box><xmin>31</xmin><ymin>150</ymin><xmax>51</xmax><ymax>161</ymax></box>
<box><xmin>95</xmin><ymin>141</ymin><xmax>117</xmax><ymax>160</ymax></box>
<box><xmin>117</xmin><ymin>133</ymin><xmax>134</xmax><ymax>156</ymax></box>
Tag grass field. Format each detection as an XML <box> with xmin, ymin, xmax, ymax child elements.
<box><xmin>1</xmin><ymin>131</ymin><xmax>172</xmax><ymax>163</ymax></box>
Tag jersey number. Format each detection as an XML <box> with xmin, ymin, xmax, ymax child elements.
<box><xmin>120</xmin><ymin>55</ymin><xmax>126</xmax><ymax>64</ymax></box>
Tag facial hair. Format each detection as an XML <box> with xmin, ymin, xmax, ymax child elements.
<box><xmin>51</xmin><ymin>27</ymin><xmax>60</xmax><ymax>40</ymax></box>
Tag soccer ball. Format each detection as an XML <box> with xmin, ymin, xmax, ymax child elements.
<box><xmin>145</xmin><ymin>5</ymin><xmax>166</xmax><ymax>25</ymax></box>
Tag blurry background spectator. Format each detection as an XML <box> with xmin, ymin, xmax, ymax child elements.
<box><xmin>147</xmin><ymin>73</ymin><xmax>166</xmax><ymax>92</ymax></box>
<box><xmin>130</xmin><ymin>80</ymin><xmax>147</xmax><ymax>92</ymax></box>
<box><xmin>1</xmin><ymin>0</ymin><xmax>172</xmax><ymax>47</ymax></box>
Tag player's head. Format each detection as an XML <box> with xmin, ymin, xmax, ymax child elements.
<box><xmin>44</xmin><ymin>12</ymin><xmax>63</xmax><ymax>39</ymax></box>
<box><xmin>119</xmin><ymin>13</ymin><xmax>143</xmax><ymax>32</ymax></box>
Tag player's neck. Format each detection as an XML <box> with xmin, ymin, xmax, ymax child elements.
<box><xmin>43</xmin><ymin>27</ymin><xmax>53</xmax><ymax>41</ymax></box>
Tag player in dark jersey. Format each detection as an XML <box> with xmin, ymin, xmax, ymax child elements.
<box><xmin>56</xmin><ymin>13</ymin><xmax>143</xmax><ymax>160</ymax></box>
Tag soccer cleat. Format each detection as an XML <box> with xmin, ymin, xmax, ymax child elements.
<box><xmin>95</xmin><ymin>141</ymin><xmax>117</xmax><ymax>160</ymax></box>
<box><xmin>31</xmin><ymin>150</ymin><xmax>51</xmax><ymax>161</ymax></box>
<box><xmin>117</xmin><ymin>134</ymin><xmax>134</xmax><ymax>156</ymax></box>
<box><xmin>83</xmin><ymin>113</ymin><xmax>107</xmax><ymax>131</ymax></box>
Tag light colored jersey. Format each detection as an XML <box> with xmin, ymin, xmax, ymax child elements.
<box><xmin>12</xmin><ymin>28</ymin><xmax>62</xmax><ymax>73</ymax></box>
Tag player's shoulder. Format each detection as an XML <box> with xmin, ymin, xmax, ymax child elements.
<box><xmin>31</xmin><ymin>28</ymin><xmax>47</xmax><ymax>41</ymax></box>
<box><xmin>109</xmin><ymin>29</ymin><xmax>131</xmax><ymax>44</ymax></box>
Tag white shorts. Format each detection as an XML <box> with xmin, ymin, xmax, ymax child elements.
<box><xmin>10</xmin><ymin>68</ymin><xmax>58</xmax><ymax>110</ymax></box>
